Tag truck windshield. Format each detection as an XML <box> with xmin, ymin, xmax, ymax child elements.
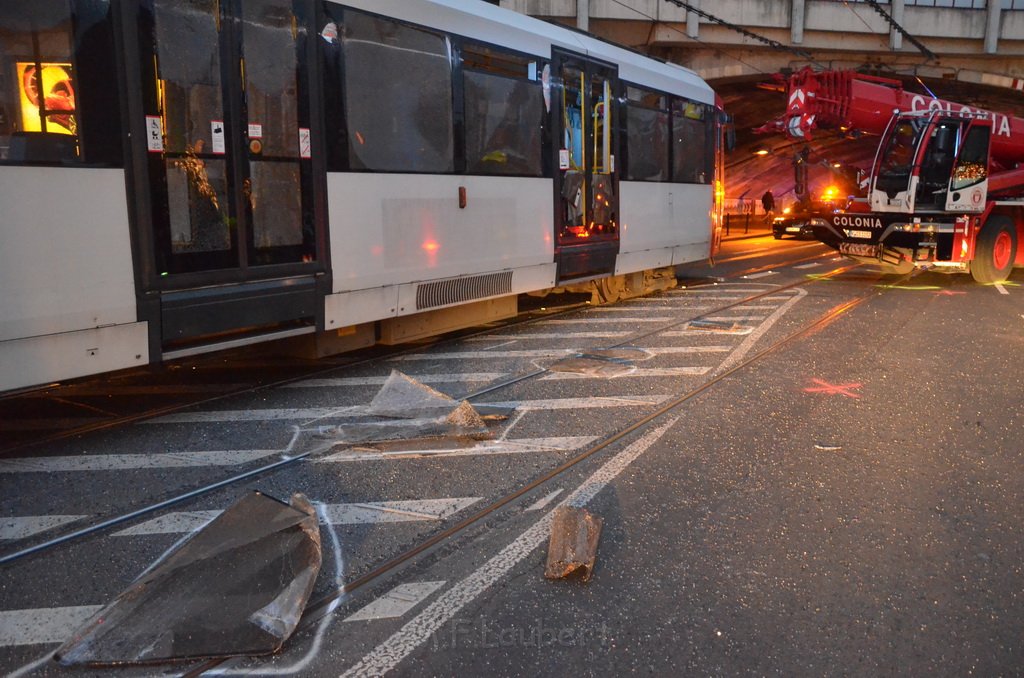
<box><xmin>874</xmin><ymin>118</ymin><xmax>927</xmax><ymax>198</ymax></box>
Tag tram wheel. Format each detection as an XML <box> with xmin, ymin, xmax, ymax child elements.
<box><xmin>971</xmin><ymin>215</ymin><xmax>1017</xmax><ymax>284</ymax></box>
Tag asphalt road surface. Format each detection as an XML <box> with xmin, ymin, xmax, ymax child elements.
<box><xmin>2</xmin><ymin>235</ymin><xmax>1022</xmax><ymax>677</ymax></box>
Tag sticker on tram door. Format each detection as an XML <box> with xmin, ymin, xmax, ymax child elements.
<box><xmin>299</xmin><ymin>128</ymin><xmax>311</xmax><ymax>159</ymax></box>
<box><xmin>145</xmin><ymin>116</ymin><xmax>163</xmax><ymax>153</ymax></box>
<box><xmin>211</xmin><ymin>120</ymin><xmax>226</xmax><ymax>154</ymax></box>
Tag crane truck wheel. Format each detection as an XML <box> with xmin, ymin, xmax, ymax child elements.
<box><xmin>971</xmin><ymin>215</ymin><xmax>1017</xmax><ymax>284</ymax></box>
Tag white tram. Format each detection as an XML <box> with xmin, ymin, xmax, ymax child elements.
<box><xmin>0</xmin><ymin>0</ymin><xmax>725</xmax><ymax>393</ymax></box>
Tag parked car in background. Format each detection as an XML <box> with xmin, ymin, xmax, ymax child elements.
<box><xmin>771</xmin><ymin>199</ymin><xmax>835</xmax><ymax>240</ymax></box>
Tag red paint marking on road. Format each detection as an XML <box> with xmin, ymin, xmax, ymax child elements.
<box><xmin>934</xmin><ymin>290</ymin><xmax>966</xmax><ymax>296</ymax></box>
<box><xmin>803</xmin><ymin>378</ymin><xmax>862</xmax><ymax>398</ymax></box>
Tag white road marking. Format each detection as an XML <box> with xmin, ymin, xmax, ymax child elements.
<box><xmin>673</xmin><ymin>294</ymin><xmax>747</xmax><ymax>300</ymax></box>
<box><xmin>793</xmin><ymin>262</ymin><xmax>821</xmax><ymax>269</ymax></box>
<box><xmin>541</xmin><ymin>317</ymin><xmax>676</xmax><ymax>324</ymax></box>
<box><xmin>483</xmin><ymin>395</ymin><xmax>669</xmax><ymax>411</ymax></box>
<box><xmin>284</xmin><ymin>374</ymin><xmax>506</xmax><ymax>388</ymax></box>
<box><xmin>541</xmin><ymin>367</ymin><xmax>710</xmax><ymax>379</ymax></box>
<box><xmin>0</xmin><ymin>418</ymin><xmax>106</xmax><ymax>433</ymax></box>
<box><xmin>639</xmin><ymin>346</ymin><xmax>732</xmax><ymax>354</ymax></box>
<box><xmin>391</xmin><ymin>346</ymin><xmax>730</xmax><ymax>363</ymax></box>
<box><xmin>466</xmin><ymin>331</ymin><xmax>632</xmax><ymax>340</ymax></box>
<box><xmin>995</xmin><ymin>283</ymin><xmax>1009</xmax><ymax>295</ymax></box>
<box><xmin>146</xmin><ymin>407</ymin><xmax>363</xmax><ymax>424</ymax></box>
<box><xmin>319</xmin><ymin>437</ymin><xmax>597</xmax><ymax>462</ymax></box>
<box><xmin>113</xmin><ymin>498</ymin><xmax>482</xmax><ymax>536</ymax></box>
<box><xmin>0</xmin><ymin>515</ymin><xmax>86</xmax><ymax>540</ymax></box>
<box><xmin>712</xmin><ymin>287</ymin><xmax>808</xmax><ymax>375</ymax></box>
<box><xmin>703</xmin><ymin>314</ymin><xmax>767</xmax><ymax>321</ymax></box>
<box><xmin>671</xmin><ymin>286</ymin><xmax>770</xmax><ymax>294</ymax></box>
<box><xmin>0</xmin><ymin>606</ymin><xmax>103</xmax><ymax>646</ymax></box>
<box><xmin>344</xmin><ymin>582</ymin><xmax>447</xmax><ymax>622</ymax></box>
<box><xmin>390</xmin><ymin>349</ymin><xmax>576</xmax><ymax>360</ymax></box>
<box><xmin>587</xmin><ymin>306</ymin><xmax>713</xmax><ymax>312</ymax></box>
<box><xmin>743</xmin><ymin>271</ymin><xmax>778</xmax><ymax>279</ymax></box>
<box><xmin>340</xmin><ymin>417</ymin><xmax>679</xmax><ymax>678</ymax></box>
<box><xmin>0</xmin><ymin>450</ymin><xmax>279</xmax><ymax>473</ymax></box>
<box><xmin>144</xmin><ymin>392</ymin><xmax>680</xmax><ymax>424</ymax></box>
<box><xmin>661</xmin><ymin>327</ymin><xmax>753</xmax><ymax>336</ymax></box>
<box><xmin>524</xmin><ymin>489</ymin><xmax>563</xmax><ymax>512</ymax></box>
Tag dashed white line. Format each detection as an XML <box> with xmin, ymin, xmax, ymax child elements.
<box><xmin>339</xmin><ymin>417</ymin><xmax>679</xmax><ymax>678</ymax></box>
<box><xmin>542</xmin><ymin>367</ymin><xmax>710</xmax><ymax>379</ymax></box>
<box><xmin>995</xmin><ymin>283</ymin><xmax>1009</xmax><ymax>295</ymax></box>
<box><xmin>466</xmin><ymin>331</ymin><xmax>632</xmax><ymax>340</ymax></box>
<box><xmin>144</xmin><ymin>393</ymin><xmax>681</xmax><ymax>424</ymax></box>
<box><xmin>541</xmin><ymin>317</ymin><xmax>676</xmax><ymax>324</ymax></box>
<box><xmin>344</xmin><ymin>582</ymin><xmax>447</xmax><ymax>622</ymax></box>
<box><xmin>743</xmin><ymin>271</ymin><xmax>778</xmax><ymax>279</ymax></box>
<box><xmin>0</xmin><ymin>606</ymin><xmax>102</xmax><ymax>646</ymax></box>
<box><xmin>285</xmin><ymin>374</ymin><xmax>506</xmax><ymax>388</ymax></box>
<box><xmin>318</xmin><ymin>437</ymin><xmax>598</xmax><ymax>462</ymax></box>
<box><xmin>793</xmin><ymin>262</ymin><xmax>821</xmax><ymax>269</ymax></box>
<box><xmin>113</xmin><ymin>498</ymin><xmax>482</xmax><ymax>536</ymax></box>
<box><xmin>524</xmin><ymin>489</ymin><xmax>563</xmax><ymax>512</ymax></box>
<box><xmin>0</xmin><ymin>450</ymin><xmax>280</xmax><ymax>473</ymax></box>
<box><xmin>712</xmin><ymin>287</ymin><xmax>808</xmax><ymax>375</ymax></box>
<box><xmin>0</xmin><ymin>515</ymin><xmax>86</xmax><ymax>540</ymax></box>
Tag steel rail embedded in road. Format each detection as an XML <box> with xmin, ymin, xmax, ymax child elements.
<box><xmin>0</xmin><ymin>254</ymin><xmax>855</xmax><ymax>571</ymax></box>
<box><xmin>184</xmin><ymin>262</ymin><xmax>910</xmax><ymax>676</ymax></box>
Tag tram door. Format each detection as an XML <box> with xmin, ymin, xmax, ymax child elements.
<box><xmin>552</xmin><ymin>51</ymin><xmax>619</xmax><ymax>283</ymax></box>
<box><xmin>130</xmin><ymin>0</ymin><xmax>323</xmax><ymax>353</ymax></box>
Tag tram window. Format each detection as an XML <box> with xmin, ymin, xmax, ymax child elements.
<box><xmin>339</xmin><ymin>11</ymin><xmax>454</xmax><ymax>173</ymax></box>
<box><xmin>671</xmin><ymin>98</ymin><xmax>711</xmax><ymax>184</ymax></box>
<box><xmin>0</xmin><ymin>1</ymin><xmax>121</xmax><ymax>165</ymax></box>
<box><xmin>624</xmin><ymin>86</ymin><xmax>668</xmax><ymax>182</ymax></box>
<box><xmin>463</xmin><ymin>45</ymin><xmax>543</xmax><ymax>176</ymax></box>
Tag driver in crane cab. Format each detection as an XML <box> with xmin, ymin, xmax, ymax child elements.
<box><xmin>886</xmin><ymin>122</ymin><xmax>917</xmax><ymax>169</ymax></box>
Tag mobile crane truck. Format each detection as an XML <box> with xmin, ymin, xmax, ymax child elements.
<box><xmin>758</xmin><ymin>68</ymin><xmax>1024</xmax><ymax>283</ymax></box>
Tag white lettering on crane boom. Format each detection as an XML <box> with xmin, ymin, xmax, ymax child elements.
<box><xmin>910</xmin><ymin>95</ymin><xmax>1012</xmax><ymax>138</ymax></box>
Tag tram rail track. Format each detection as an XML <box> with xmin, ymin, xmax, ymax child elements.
<box><xmin>180</xmin><ymin>259</ymin><xmax>907</xmax><ymax>676</ymax></box>
<box><xmin>0</xmin><ymin>247</ymin><xmax>832</xmax><ymax>455</ymax></box>
<box><xmin>0</xmin><ymin>252</ymin><xmax>867</xmax><ymax>569</ymax></box>
<box><xmin>1</xmin><ymin>252</ymin><xmax>913</xmax><ymax>675</ymax></box>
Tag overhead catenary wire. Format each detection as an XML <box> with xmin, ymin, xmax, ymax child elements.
<box><xmin>861</xmin><ymin>0</ymin><xmax>937</xmax><ymax>61</ymax></box>
<box><xmin>604</xmin><ymin>0</ymin><xmax>772</xmax><ymax>75</ymax></box>
<box><xmin>839</xmin><ymin>0</ymin><xmax>892</xmax><ymax>51</ymax></box>
<box><xmin>659</xmin><ymin>0</ymin><xmax>822</xmax><ymax>65</ymax></box>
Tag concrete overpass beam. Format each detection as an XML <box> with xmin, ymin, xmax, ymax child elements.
<box><xmin>791</xmin><ymin>0</ymin><xmax>805</xmax><ymax>45</ymax></box>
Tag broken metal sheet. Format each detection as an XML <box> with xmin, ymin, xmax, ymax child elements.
<box><xmin>315</xmin><ymin>371</ymin><xmax>497</xmax><ymax>445</ymax></box>
<box><xmin>544</xmin><ymin>506</ymin><xmax>603</xmax><ymax>582</ymax></box>
<box><xmin>548</xmin><ymin>348</ymin><xmax>650</xmax><ymax>378</ymax></box>
<box><xmin>55</xmin><ymin>492</ymin><xmax>321</xmax><ymax>666</ymax></box>
<box><xmin>366</xmin><ymin>370</ymin><xmax>461</xmax><ymax>419</ymax></box>
<box><xmin>548</xmin><ymin>356</ymin><xmax>635</xmax><ymax>378</ymax></box>
<box><xmin>685</xmin><ymin>318</ymin><xmax>754</xmax><ymax>334</ymax></box>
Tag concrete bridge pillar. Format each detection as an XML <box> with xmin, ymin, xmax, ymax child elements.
<box><xmin>686</xmin><ymin>0</ymin><xmax>700</xmax><ymax>39</ymax></box>
<box><xmin>791</xmin><ymin>0</ymin><xmax>805</xmax><ymax>44</ymax></box>
<box><xmin>578</xmin><ymin>0</ymin><xmax>589</xmax><ymax>31</ymax></box>
<box><xmin>889</xmin><ymin>0</ymin><xmax>904</xmax><ymax>50</ymax></box>
<box><xmin>986</xmin><ymin>0</ymin><xmax>1002</xmax><ymax>54</ymax></box>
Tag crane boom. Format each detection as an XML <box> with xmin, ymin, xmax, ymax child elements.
<box><xmin>756</xmin><ymin>68</ymin><xmax>1024</xmax><ymax>168</ymax></box>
